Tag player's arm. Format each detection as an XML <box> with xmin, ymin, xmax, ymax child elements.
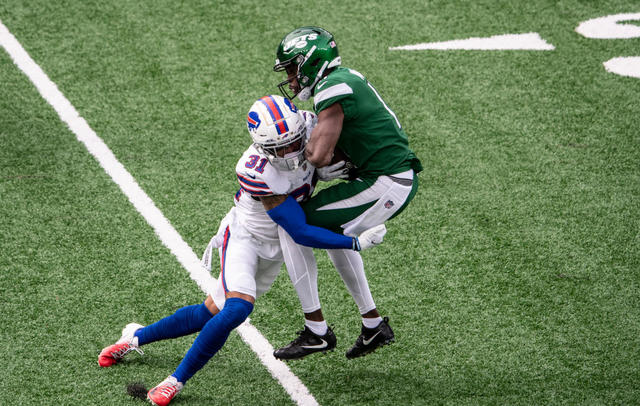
<box><xmin>261</xmin><ymin>194</ymin><xmax>362</xmax><ymax>250</ymax></box>
<box><xmin>305</xmin><ymin>103</ymin><xmax>343</xmax><ymax>168</ymax></box>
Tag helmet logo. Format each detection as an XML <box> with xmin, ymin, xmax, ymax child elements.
<box><xmin>247</xmin><ymin>111</ymin><xmax>261</xmax><ymax>133</ymax></box>
<box><xmin>283</xmin><ymin>98</ymin><xmax>298</xmax><ymax>113</ymax></box>
<box><xmin>283</xmin><ymin>33</ymin><xmax>319</xmax><ymax>52</ymax></box>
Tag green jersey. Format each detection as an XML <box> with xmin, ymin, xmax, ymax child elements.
<box><xmin>313</xmin><ymin>67</ymin><xmax>422</xmax><ymax>178</ymax></box>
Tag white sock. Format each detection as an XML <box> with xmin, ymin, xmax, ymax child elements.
<box><xmin>305</xmin><ymin>319</ymin><xmax>328</xmax><ymax>336</ymax></box>
<box><xmin>362</xmin><ymin>316</ymin><xmax>383</xmax><ymax>329</ymax></box>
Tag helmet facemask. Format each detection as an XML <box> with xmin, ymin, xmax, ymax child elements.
<box><xmin>255</xmin><ymin>122</ymin><xmax>307</xmax><ymax>171</ymax></box>
<box><xmin>274</xmin><ymin>54</ymin><xmax>304</xmax><ymax>100</ymax></box>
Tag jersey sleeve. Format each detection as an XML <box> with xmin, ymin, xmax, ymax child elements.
<box><xmin>267</xmin><ymin>195</ymin><xmax>355</xmax><ymax>250</ymax></box>
<box><xmin>235</xmin><ymin>148</ymin><xmax>275</xmax><ymax>197</ymax></box>
<box><xmin>313</xmin><ymin>69</ymin><xmax>363</xmax><ymax>119</ymax></box>
<box><xmin>235</xmin><ymin>146</ymin><xmax>293</xmax><ymax>197</ymax></box>
<box><xmin>314</xmin><ymin>79</ymin><xmax>353</xmax><ymax>114</ymax></box>
<box><xmin>236</xmin><ymin>172</ymin><xmax>274</xmax><ymax>196</ymax></box>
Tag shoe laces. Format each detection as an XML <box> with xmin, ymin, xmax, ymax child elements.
<box><xmin>111</xmin><ymin>343</ymin><xmax>143</xmax><ymax>358</ymax></box>
<box><xmin>156</xmin><ymin>381</ymin><xmax>180</xmax><ymax>399</ymax></box>
<box><xmin>290</xmin><ymin>328</ymin><xmax>315</xmax><ymax>345</ymax></box>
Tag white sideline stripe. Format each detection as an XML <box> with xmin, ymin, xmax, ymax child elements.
<box><xmin>0</xmin><ymin>20</ymin><xmax>318</xmax><ymax>406</ymax></box>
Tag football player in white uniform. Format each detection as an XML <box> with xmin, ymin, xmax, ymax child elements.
<box><xmin>98</xmin><ymin>95</ymin><xmax>386</xmax><ymax>406</ymax></box>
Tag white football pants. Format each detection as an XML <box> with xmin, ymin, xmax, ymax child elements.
<box><xmin>208</xmin><ymin>208</ymin><xmax>284</xmax><ymax>310</ymax></box>
<box><xmin>278</xmin><ymin>226</ymin><xmax>376</xmax><ymax>315</ymax></box>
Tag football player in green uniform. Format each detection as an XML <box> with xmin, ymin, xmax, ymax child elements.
<box><xmin>273</xmin><ymin>26</ymin><xmax>423</xmax><ymax>360</ymax></box>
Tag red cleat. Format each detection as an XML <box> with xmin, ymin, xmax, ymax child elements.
<box><xmin>147</xmin><ymin>376</ymin><xmax>183</xmax><ymax>406</ymax></box>
<box><xmin>98</xmin><ymin>323</ymin><xmax>144</xmax><ymax>367</ymax></box>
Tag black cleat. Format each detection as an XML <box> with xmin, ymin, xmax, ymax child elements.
<box><xmin>274</xmin><ymin>326</ymin><xmax>337</xmax><ymax>360</ymax></box>
<box><xmin>346</xmin><ymin>317</ymin><xmax>395</xmax><ymax>359</ymax></box>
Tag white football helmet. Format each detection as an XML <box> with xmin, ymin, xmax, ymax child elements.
<box><xmin>246</xmin><ymin>95</ymin><xmax>307</xmax><ymax>171</ymax></box>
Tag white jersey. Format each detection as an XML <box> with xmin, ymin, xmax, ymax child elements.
<box><xmin>233</xmin><ymin>110</ymin><xmax>316</xmax><ymax>243</ymax></box>
<box><xmin>202</xmin><ymin>109</ymin><xmax>375</xmax><ymax>315</ymax></box>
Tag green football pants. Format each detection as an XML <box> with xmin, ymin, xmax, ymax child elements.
<box><xmin>302</xmin><ymin>169</ymin><xmax>419</xmax><ymax>236</ymax></box>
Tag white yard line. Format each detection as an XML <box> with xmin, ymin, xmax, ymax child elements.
<box><xmin>0</xmin><ymin>19</ymin><xmax>318</xmax><ymax>406</ymax></box>
<box><xmin>389</xmin><ymin>32</ymin><xmax>555</xmax><ymax>51</ymax></box>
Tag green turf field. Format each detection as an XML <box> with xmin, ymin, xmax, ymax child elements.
<box><xmin>1</xmin><ymin>1</ymin><xmax>639</xmax><ymax>404</ymax></box>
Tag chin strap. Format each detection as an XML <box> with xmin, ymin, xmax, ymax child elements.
<box><xmin>298</xmin><ymin>87</ymin><xmax>312</xmax><ymax>101</ymax></box>
<box><xmin>297</xmin><ymin>46</ymin><xmax>330</xmax><ymax>101</ymax></box>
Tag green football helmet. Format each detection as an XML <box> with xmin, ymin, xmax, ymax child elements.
<box><xmin>274</xmin><ymin>26</ymin><xmax>341</xmax><ymax>101</ymax></box>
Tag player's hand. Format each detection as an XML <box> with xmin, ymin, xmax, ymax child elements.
<box><xmin>316</xmin><ymin>160</ymin><xmax>350</xmax><ymax>181</ymax></box>
<box><xmin>353</xmin><ymin>224</ymin><xmax>387</xmax><ymax>251</ymax></box>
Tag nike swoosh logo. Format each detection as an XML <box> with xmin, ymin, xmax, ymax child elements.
<box><xmin>245</xmin><ymin>172</ymin><xmax>256</xmax><ymax>179</ymax></box>
<box><xmin>316</xmin><ymin>81</ymin><xmax>328</xmax><ymax>90</ymax></box>
<box><xmin>363</xmin><ymin>331</ymin><xmax>381</xmax><ymax>346</ymax></box>
<box><xmin>301</xmin><ymin>339</ymin><xmax>328</xmax><ymax>349</ymax></box>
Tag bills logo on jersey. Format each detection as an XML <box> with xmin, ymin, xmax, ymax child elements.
<box><xmin>247</xmin><ymin>111</ymin><xmax>261</xmax><ymax>132</ymax></box>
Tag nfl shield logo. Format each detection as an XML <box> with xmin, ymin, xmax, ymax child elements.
<box><xmin>384</xmin><ymin>200</ymin><xmax>394</xmax><ymax>209</ymax></box>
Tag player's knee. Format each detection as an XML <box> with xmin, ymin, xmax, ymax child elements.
<box><xmin>204</xmin><ymin>295</ymin><xmax>220</xmax><ymax>316</ymax></box>
<box><xmin>219</xmin><ymin>297</ymin><xmax>254</xmax><ymax>329</ymax></box>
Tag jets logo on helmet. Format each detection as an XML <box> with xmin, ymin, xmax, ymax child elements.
<box><xmin>274</xmin><ymin>26</ymin><xmax>341</xmax><ymax>101</ymax></box>
<box><xmin>283</xmin><ymin>33</ymin><xmax>319</xmax><ymax>52</ymax></box>
<box><xmin>247</xmin><ymin>95</ymin><xmax>307</xmax><ymax>171</ymax></box>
